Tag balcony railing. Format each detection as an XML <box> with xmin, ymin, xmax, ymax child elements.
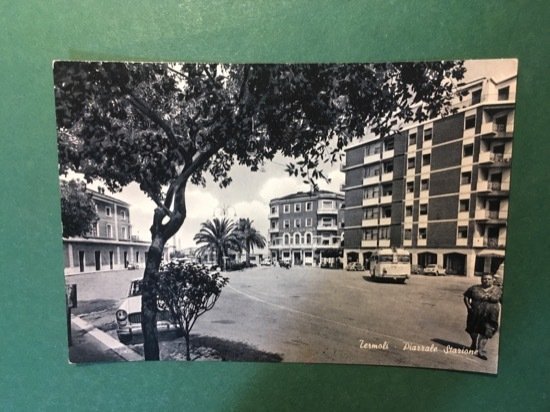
<box><xmin>317</xmin><ymin>207</ymin><xmax>338</xmax><ymax>214</ymax></box>
<box><xmin>317</xmin><ymin>224</ymin><xmax>338</xmax><ymax>231</ymax></box>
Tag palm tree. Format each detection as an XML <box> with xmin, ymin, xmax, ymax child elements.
<box><xmin>193</xmin><ymin>218</ymin><xmax>242</xmax><ymax>269</ymax></box>
<box><xmin>236</xmin><ymin>218</ymin><xmax>267</xmax><ymax>267</ymax></box>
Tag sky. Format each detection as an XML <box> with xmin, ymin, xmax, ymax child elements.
<box><xmin>64</xmin><ymin>58</ymin><xmax>517</xmax><ymax>250</ymax></box>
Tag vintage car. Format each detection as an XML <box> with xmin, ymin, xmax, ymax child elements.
<box><xmin>423</xmin><ymin>264</ymin><xmax>445</xmax><ymax>276</ymax></box>
<box><xmin>115</xmin><ymin>278</ymin><xmax>180</xmax><ymax>344</ymax></box>
<box><xmin>346</xmin><ymin>262</ymin><xmax>364</xmax><ymax>271</ymax></box>
<box><xmin>260</xmin><ymin>258</ymin><xmax>272</xmax><ymax>266</ymax></box>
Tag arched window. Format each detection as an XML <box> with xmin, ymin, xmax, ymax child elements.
<box><xmin>306</xmin><ymin>233</ymin><xmax>312</xmax><ymax>244</ymax></box>
<box><xmin>284</xmin><ymin>234</ymin><xmax>290</xmax><ymax>245</ymax></box>
<box><xmin>294</xmin><ymin>233</ymin><xmax>301</xmax><ymax>245</ymax></box>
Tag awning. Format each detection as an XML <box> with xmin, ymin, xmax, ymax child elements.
<box><xmin>477</xmin><ymin>250</ymin><xmax>505</xmax><ymax>258</ymax></box>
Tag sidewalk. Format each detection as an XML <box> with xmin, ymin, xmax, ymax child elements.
<box><xmin>68</xmin><ymin>316</ymin><xmax>142</xmax><ymax>363</ymax></box>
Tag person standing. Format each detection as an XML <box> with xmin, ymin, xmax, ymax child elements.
<box><xmin>463</xmin><ymin>274</ymin><xmax>503</xmax><ymax>360</ymax></box>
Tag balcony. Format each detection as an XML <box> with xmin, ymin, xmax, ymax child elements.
<box><xmin>317</xmin><ymin>207</ymin><xmax>338</xmax><ymax>215</ymax></box>
<box><xmin>363</xmin><ymin>175</ymin><xmax>379</xmax><ymax>186</ymax></box>
<box><xmin>379</xmin><ymin>217</ymin><xmax>391</xmax><ymax>226</ymax></box>
<box><xmin>317</xmin><ymin>224</ymin><xmax>338</xmax><ymax>231</ymax></box>
<box><xmin>473</xmin><ymin>237</ymin><xmax>506</xmax><ymax>249</ymax></box>
<box><xmin>361</xmin><ymin>218</ymin><xmax>378</xmax><ymax>227</ymax></box>
<box><xmin>481</xmin><ymin>123</ymin><xmax>514</xmax><ymax>140</ymax></box>
<box><xmin>362</xmin><ymin>197</ymin><xmax>379</xmax><ymax>207</ymax></box>
<box><xmin>380</xmin><ymin>171</ymin><xmax>394</xmax><ymax>183</ymax></box>
<box><xmin>477</xmin><ymin>181</ymin><xmax>510</xmax><ymax>195</ymax></box>
<box><xmin>268</xmin><ymin>227</ymin><xmax>280</xmax><ymax>233</ymax></box>
<box><xmin>361</xmin><ymin>239</ymin><xmax>377</xmax><ymax>248</ymax></box>
<box><xmin>379</xmin><ymin>194</ymin><xmax>392</xmax><ymax>204</ymax></box>
<box><xmin>478</xmin><ymin>152</ymin><xmax>512</xmax><ymax>167</ymax></box>
<box><xmin>378</xmin><ymin>239</ymin><xmax>390</xmax><ymax>248</ymax></box>
<box><xmin>382</xmin><ymin>149</ymin><xmax>395</xmax><ymax>160</ymax></box>
<box><xmin>364</xmin><ymin>153</ymin><xmax>381</xmax><ymax>165</ymax></box>
<box><xmin>268</xmin><ymin>211</ymin><xmax>279</xmax><ymax>219</ymax></box>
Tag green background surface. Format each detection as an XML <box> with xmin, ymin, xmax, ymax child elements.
<box><xmin>1</xmin><ymin>1</ymin><xmax>549</xmax><ymax>410</ymax></box>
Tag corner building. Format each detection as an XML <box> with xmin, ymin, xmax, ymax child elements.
<box><xmin>268</xmin><ymin>190</ymin><xmax>344</xmax><ymax>266</ymax></box>
<box><xmin>342</xmin><ymin>75</ymin><xmax>516</xmax><ymax>277</ymax></box>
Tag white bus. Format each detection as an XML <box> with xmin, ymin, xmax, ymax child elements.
<box><xmin>368</xmin><ymin>248</ymin><xmax>411</xmax><ymax>284</ymax></box>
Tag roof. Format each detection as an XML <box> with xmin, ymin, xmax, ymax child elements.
<box><xmin>271</xmin><ymin>189</ymin><xmax>344</xmax><ymax>203</ymax></box>
<box><xmin>88</xmin><ymin>188</ymin><xmax>130</xmax><ymax>207</ymax></box>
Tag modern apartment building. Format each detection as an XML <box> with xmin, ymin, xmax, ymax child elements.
<box><xmin>268</xmin><ymin>190</ymin><xmax>344</xmax><ymax>266</ymax></box>
<box><xmin>63</xmin><ymin>186</ymin><xmax>151</xmax><ymax>275</ymax></box>
<box><xmin>341</xmin><ymin>75</ymin><xmax>516</xmax><ymax>277</ymax></box>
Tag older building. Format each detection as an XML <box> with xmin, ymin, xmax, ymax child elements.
<box><xmin>63</xmin><ymin>186</ymin><xmax>150</xmax><ymax>275</ymax></box>
<box><xmin>341</xmin><ymin>75</ymin><xmax>516</xmax><ymax>277</ymax></box>
<box><xmin>268</xmin><ymin>190</ymin><xmax>344</xmax><ymax>266</ymax></box>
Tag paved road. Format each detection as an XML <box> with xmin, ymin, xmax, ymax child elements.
<box><xmin>67</xmin><ymin>266</ymin><xmax>500</xmax><ymax>373</ymax></box>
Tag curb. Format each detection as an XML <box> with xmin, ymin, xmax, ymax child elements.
<box><xmin>71</xmin><ymin>316</ymin><xmax>143</xmax><ymax>362</ymax></box>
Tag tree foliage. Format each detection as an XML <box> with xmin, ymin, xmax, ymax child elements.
<box><xmin>235</xmin><ymin>218</ymin><xmax>266</xmax><ymax>266</ymax></box>
<box><xmin>156</xmin><ymin>261</ymin><xmax>228</xmax><ymax>361</ymax></box>
<box><xmin>60</xmin><ymin>179</ymin><xmax>99</xmax><ymax>238</ymax></box>
<box><xmin>193</xmin><ymin>218</ymin><xmax>242</xmax><ymax>268</ymax></box>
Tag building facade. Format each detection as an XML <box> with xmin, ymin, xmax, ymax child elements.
<box><xmin>342</xmin><ymin>75</ymin><xmax>516</xmax><ymax>277</ymax></box>
<box><xmin>63</xmin><ymin>186</ymin><xmax>151</xmax><ymax>275</ymax></box>
<box><xmin>268</xmin><ymin>190</ymin><xmax>344</xmax><ymax>266</ymax></box>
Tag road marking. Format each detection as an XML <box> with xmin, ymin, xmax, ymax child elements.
<box><xmin>226</xmin><ymin>283</ymin><xmax>480</xmax><ymax>365</ymax></box>
<box><xmin>71</xmin><ymin>316</ymin><xmax>142</xmax><ymax>361</ymax></box>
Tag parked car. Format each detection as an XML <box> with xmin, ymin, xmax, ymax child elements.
<box><xmin>115</xmin><ymin>278</ymin><xmax>181</xmax><ymax>344</ymax></box>
<box><xmin>346</xmin><ymin>262</ymin><xmax>364</xmax><ymax>271</ymax></box>
<box><xmin>260</xmin><ymin>258</ymin><xmax>272</xmax><ymax>266</ymax></box>
<box><xmin>279</xmin><ymin>259</ymin><xmax>291</xmax><ymax>269</ymax></box>
<box><xmin>423</xmin><ymin>264</ymin><xmax>445</xmax><ymax>276</ymax></box>
<box><xmin>126</xmin><ymin>262</ymin><xmax>139</xmax><ymax>270</ymax></box>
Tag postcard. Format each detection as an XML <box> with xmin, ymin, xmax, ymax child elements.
<box><xmin>55</xmin><ymin>59</ymin><xmax>517</xmax><ymax>373</ymax></box>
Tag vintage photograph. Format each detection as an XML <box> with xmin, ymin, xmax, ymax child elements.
<box><xmin>55</xmin><ymin>59</ymin><xmax>517</xmax><ymax>374</ymax></box>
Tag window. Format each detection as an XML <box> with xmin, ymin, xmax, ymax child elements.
<box><xmin>364</xmin><ymin>207</ymin><xmax>379</xmax><ymax>219</ymax></box>
<box><xmin>498</xmin><ymin>86</ymin><xmax>509</xmax><ymax>101</ymax></box>
<box><xmin>294</xmin><ymin>203</ymin><xmax>301</xmax><ymax>213</ymax></box>
<box><xmin>305</xmin><ymin>202</ymin><xmax>312</xmax><ymax>211</ymax></box>
<box><xmin>381</xmin><ymin>184</ymin><xmax>392</xmax><ymax>196</ymax></box>
<box><xmin>405</xmin><ymin>206</ymin><xmax>413</xmax><ymax>217</ymax></box>
<box><xmin>121</xmin><ymin>226</ymin><xmax>127</xmax><ymax>239</ymax></box>
<box><xmin>383</xmin><ymin>161</ymin><xmax>393</xmax><ymax>173</ymax></box>
<box><xmin>283</xmin><ymin>219</ymin><xmax>290</xmax><ymax>229</ymax></box>
<box><xmin>364</xmin><ymin>228</ymin><xmax>378</xmax><ymax>240</ymax></box>
<box><xmin>379</xmin><ymin>226</ymin><xmax>390</xmax><ymax>239</ymax></box>
<box><xmin>461</xmin><ymin>172</ymin><xmax>472</xmax><ymax>185</ymax></box>
<box><xmin>421</xmin><ymin>179</ymin><xmax>429</xmax><ymax>191</ymax></box>
<box><xmin>120</xmin><ymin>210</ymin><xmax>126</xmax><ymax>220</ymax></box>
<box><xmin>105</xmin><ymin>206</ymin><xmax>111</xmax><ymax>217</ymax></box>
<box><xmin>283</xmin><ymin>204</ymin><xmax>290</xmax><ymax>213</ymax></box>
<box><xmin>321</xmin><ymin>200</ymin><xmax>333</xmax><ymax>209</ymax></box>
<box><xmin>364</xmin><ymin>165</ymin><xmax>381</xmax><ymax>177</ymax></box>
<box><xmin>404</xmin><ymin>229</ymin><xmax>412</xmax><ymax>240</ymax></box>
<box><xmin>294</xmin><ymin>219</ymin><xmax>301</xmax><ymax>228</ymax></box>
<box><xmin>459</xmin><ymin>199</ymin><xmax>470</xmax><ymax>212</ymax></box>
<box><xmin>471</xmin><ymin>89</ymin><xmax>482</xmax><ymax>105</ymax></box>
<box><xmin>294</xmin><ymin>233</ymin><xmax>301</xmax><ymax>245</ymax></box>
<box><xmin>106</xmin><ymin>224</ymin><xmax>112</xmax><ymax>238</ymax></box>
<box><xmin>384</xmin><ymin>138</ymin><xmax>394</xmax><ymax>151</ymax></box>
<box><xmin>306</xmin><ymin>233</ymin><xmax>312</xmax><ymax>244</ymax></box>
<box><xmin>419</xmin><ymin>228</ymin><xmax>427</xmax><ymax>239</ymax></box>
<box><xmin>271</xmin><ymin>220</ymin><xmax>278</xmax><ymax>229</ymax></box>
<box><xmin>364</xmin><ymin>185</ymin><xmax>380</xmax><ymax>199</ymax></box>
<box><xmin>270</xmin><ymin>205</ymin><xmax>278</xmax><ymax>214</ymax></box>
<box><xmin>409</xmin><ymin>133</ymin><xmax>417</xmax><ymax>145</ymax></box>
<box><xmin>365</xmin><ymin>143</ymin><xmax>381</xmax><ymax>156</ymax></box>
<box><xmin>458</xmin><ymin>226</ymin><xmax>468</xmax><ymax>239</ymax></box>
<box><xmin>284</xmin><ymin>234</ymin><xmax>290</xmax><ymax>245</ymax></box>
<box><xmin>406</xmin><ymin>181</ymin><xmax>414</xmax><ymax>193</ymax></box>
<box><xmin>381</xmin><ymin>206</ymin><xmax>391</xmax><ymax>218</ymax></box>
<box><xmin>321</xmin><ymin>217</ymin><xmax>333</xmax><ymax>226</ymax></box>
<box><xmin>305</xmin><ymin>218</ymin><xmax>312</xmax><ymax>227</ymax></box>
<box><xmin>465</xmin><ymin>115</ymin><xmax>476</xmax><ymax>130</ymax></box>
<box><xmin>463</xmin><ymin>144</ymin><xmax>474</xmax><ymax>157</ymax></box>
<box><xmin>424</xmin><ymin>128</ymin><xmax>432</xmax><ymax>141</ymax></box>
<box><xmin>407</xmin><ymin>157</ymin><xmax>415</xmax><ymax>170</ymax></box>
<box><xmin>422</xmin><ymin>154</ymin><xmax>431</xmax><ymax>166</ymax></box>
<box><xmin>420</xmin><ymin>204</ymin><xmax>428</xmax><ymax>215</ymax></box>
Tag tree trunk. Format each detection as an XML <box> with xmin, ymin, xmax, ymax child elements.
<box><xmin>246</xmin><ymin>245</ymin><xmax>250</xmax><ymax>267</ymax></box>
<box><xmin>184</xmin><ymin>332</ymin><xmax>191</xmax><ymax>361</ymax></box>
<box><xmin>141</xmin><ymin>233</ymin><xmax>166</xmax><ymax>361</ymax></box>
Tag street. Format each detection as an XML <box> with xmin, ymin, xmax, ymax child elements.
<box><xmin>67</xmin><ymin>266</ymin><xmax>499</xmax><ymax>373</ymax></box>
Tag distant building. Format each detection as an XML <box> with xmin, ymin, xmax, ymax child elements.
<box><xmin>268</xmin><ymin>190</ymin><xmax>345</xmax><ymax>266</ymax></box>
<box><xmin>341</xmin><ymin>75</ymin><xmax>516</xmax><ymax>277</ymax></box>
<box><xmin>63</xmin><ymin>186</ymin><xmax>151</xmax><ymax>275</ymax></box>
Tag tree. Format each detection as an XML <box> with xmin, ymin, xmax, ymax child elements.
<box><xmin>235</xmin><ymin>218</ymin><xmax>266</xmax><ymax>267</ymax></box>
<box><xmin>60</xmin><ymin>179</ymin><xmax>99</xmax><ymax>238</ymax></box>
<box><xmin>54</xmin><ymin>61</ymin><xmax>465</xmax><ymax>360</ymax></box>
<box><xmin>156</xmin><ymin>261</ymin><xmax>228</xmax><ymax>361</ymax></box>
<box><xmin>193</xmin><ymin>218</ymin><xmax>242</xmax><ymax>269</ymax></box>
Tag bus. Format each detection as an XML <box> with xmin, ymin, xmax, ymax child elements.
<box><xmin>368</xmin><ymin>248</ymin><xmax>411</xmax><ymax>284</ymax></box>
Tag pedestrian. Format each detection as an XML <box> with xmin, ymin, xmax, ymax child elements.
<box><xmin>463</xmin><ymin>274</ymin><xmax>502</xmax><ymax>360</ymax></box>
